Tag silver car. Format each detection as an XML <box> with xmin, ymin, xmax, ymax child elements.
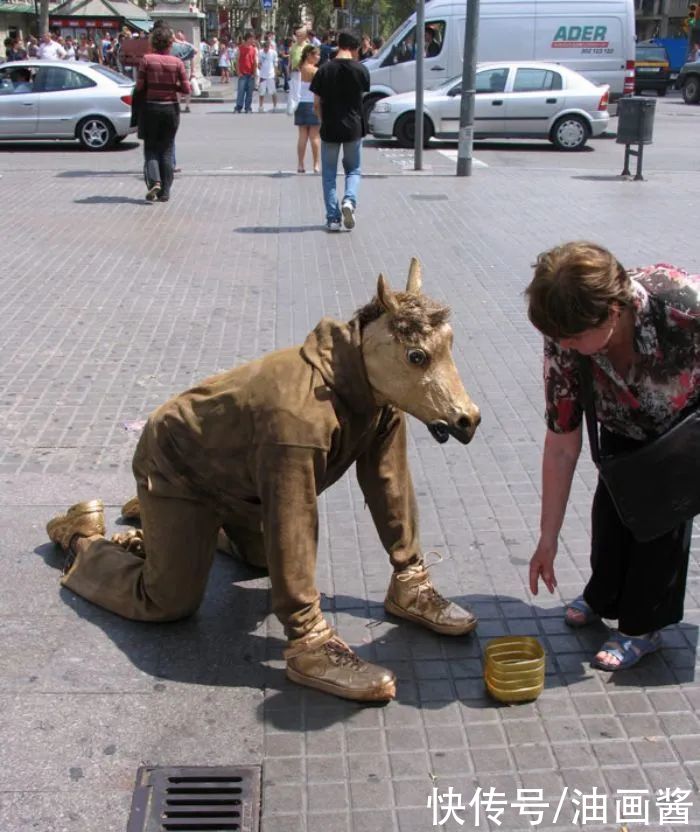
<box><xmin>0</xmin><ymin>60</ymin><xmax>136</xmax><ymax>151</ymax></box>
<box><xmin>368</xmin><ymin>62</ymin><xmax>610</xmax><ymax>151</ymax></box>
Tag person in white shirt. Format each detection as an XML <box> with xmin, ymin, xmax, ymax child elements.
<box><xmin>38</xmin><ymin>33</ymin><xmax>67</xmax><ymax>60</ymax></box>
<box><xmin>64</xmin><ymin>36</ymin><xmax>76</xmax><ymax>60</ymax></box>
<box><xmin>257</xmin><ymin>39</ymin><xmax>278</xmax><ymax>111</ymax></box>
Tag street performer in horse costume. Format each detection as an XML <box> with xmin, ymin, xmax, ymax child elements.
<box><xmin>46</xmin><ymin>259</ymin><xmax>481</xmax><ymax>702</ymax></box>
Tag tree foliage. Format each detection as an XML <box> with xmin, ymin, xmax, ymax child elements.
<box><xmin>274</xmin><ymin>0</ymin><xmax>413</xmax><ymax>38</ymax></box>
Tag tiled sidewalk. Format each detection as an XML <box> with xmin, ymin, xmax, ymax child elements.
<box><xmin>0</xmin><ymin>141</ymin><xmax>698</xmax><ymax>831</ymax></box>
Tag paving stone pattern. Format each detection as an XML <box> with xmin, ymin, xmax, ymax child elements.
<box><xmin>0</xmin><ymin>136</ymin><xmax>698</xmax><ymax>832</ymax></box>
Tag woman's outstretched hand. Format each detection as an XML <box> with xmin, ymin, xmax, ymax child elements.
<box><xmin>529</xmin><ymin>539</ymin><xmax>558</xmax><ymax>595</ymax></box>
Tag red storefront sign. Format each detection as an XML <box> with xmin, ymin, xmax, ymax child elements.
<box><xmin>50</xmin><ymin>18</ymin><xmax>120</xmax><ymax>28</ymax></box>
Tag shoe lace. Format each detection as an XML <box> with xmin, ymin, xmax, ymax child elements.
<box><xmin>324</xmin><ymin>637</ymin><xmax>364</xmax><ymax>669</ymax></box>
<box><xmin>395</xmin><ymin>550</ymin><xmax>450</xmax><ymax>610</ymax></box>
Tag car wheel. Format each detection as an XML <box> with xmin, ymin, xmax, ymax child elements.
<box><xmin>550</xmin><ymin>114</ymin><xmax>589</xmax><ymax>151</ymax></box>
<box><xmin>362</xmin><ymin>94</ymin><xmax>385</xmax><ymax>123</ymax></box>
<box><xmin>682</xmin><ymin>76</ymin><xmax>700</xmax><ymax>103</ymax></box>
<box><xmin>657</xmin><ymin>86</ymin><xmax>667</xmax><ymax>97</ymax></box>
<box><xmin>77</xmin><ymin>116</ymin><xmax>115</xmax><ymax>151</ymax></box>
<box><xmin>394</xmin><ymin>113</ymin><xmax>434</xmax><ymax>148</ymax></box>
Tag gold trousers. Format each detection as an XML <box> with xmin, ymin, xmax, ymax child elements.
<box><xmin>61</xmin><ymin>485</ymin><xmax>326</xmax><ymax>638</ymax></box>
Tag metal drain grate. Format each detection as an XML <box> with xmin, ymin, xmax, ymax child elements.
<box><xmin>127</xmin><ymin>766</ymin><xmax>261</xmax><ymax>832</ymax></box>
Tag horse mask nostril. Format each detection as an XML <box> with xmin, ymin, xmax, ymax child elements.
<box><xmin>457</xmin><ymin>416</ymin><xmax>471</xmax><ymax>431</ymax></box>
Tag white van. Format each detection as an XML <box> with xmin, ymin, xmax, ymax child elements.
<box><xmin>363</xmin><ymin>0</ymin><xmax>635</xmax><ymax>115</ymax></box>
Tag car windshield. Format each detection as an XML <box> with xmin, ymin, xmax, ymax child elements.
<box><xmin>90</xmin><ymin>64</ymin><xmax>134</xmax><ymax>85</ymax></box>
<box><xmin>441</xmin><ymin>75</ymin><xmax>462</xmax><ymax>90</ymax></box>
<box><xmin>374</xmin><ymin>21</ymin><xmax>412</xmax><ymax>62</ymax></box>
<box><xmin>636</xmin><ymin>46</ymin><xmax>666</xmax><ymax>61</ymax></box>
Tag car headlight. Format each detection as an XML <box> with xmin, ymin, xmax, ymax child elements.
<box><xmin>373</xmin><ymin>101</ymin><xmax>392</xmax><ymax>113</ymax></box>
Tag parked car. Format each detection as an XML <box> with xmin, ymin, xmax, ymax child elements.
<box><xmin>634</xmin><ymin>42</ymin><xmax>671</xmax><ymax>96</ymax></box>
<box><xmin>0</xmin><ymin>61</ymin><xmax>135</xmax><ymax>151</ymax></box>
<box><xmin>676</xmin><ymin>59</ymin><xmax>700</xmax><ymax>104</ymax></box>
<box><xmin>368</xmin><ymin>62</ymin><xmax>610</xmax><ymax>151</ymax></box>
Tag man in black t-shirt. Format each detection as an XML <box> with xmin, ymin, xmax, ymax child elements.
<box><xmin>310</xmin><ymin>31</ymin><xmax>370</xmax><ymax>232</ymax></box>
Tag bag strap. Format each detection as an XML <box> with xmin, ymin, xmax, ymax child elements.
<box><xmin>578</xmin><ymin>356</ymin><xmax>602</xmax><ymax>467</ymax></box>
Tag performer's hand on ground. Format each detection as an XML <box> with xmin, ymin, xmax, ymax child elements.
<box><xmin>529</xmin><ymin>539</ymin><xmax>557</xmax><ymax>595</ymax></box>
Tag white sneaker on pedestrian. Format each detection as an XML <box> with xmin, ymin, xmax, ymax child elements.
<box><xmin>145</xmin><ymin>182</ymin><xmax>161</xmax><ymax>202</ymax></box>
<box><xmin>341</xmin><ymin>201</ymin><xmax>355</xmax><ymax>230</ymax></box>
<box><xmin>326</xmin><ymin>221</ymin><xmax>343</xmax><ymax>233</ymax></box>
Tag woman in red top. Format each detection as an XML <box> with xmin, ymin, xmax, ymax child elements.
<box><xmin>135</xmin><ymin>23</ymin><xmax>190</xmax><ymax>202</ymax></box>
<box><xmin>526</xmin><ymin>242</ymin><xmax>699</xmax><ymax>672</ymax></box>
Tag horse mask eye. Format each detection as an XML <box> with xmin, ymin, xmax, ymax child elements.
<box><xmin>407</xmin><ymin>348</ymin><xmax>427</xmax><ymax>366</ymax></box>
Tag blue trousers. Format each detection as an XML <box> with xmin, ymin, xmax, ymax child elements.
<box><xmin>320</xmin><ymin>139</ymin><xmax>362</xmax><ymax>224</ymax></box>
<box><xmin>235</xmin><ymin>74</ymin><xmax>254</xmax><ymax>112</ymax></box>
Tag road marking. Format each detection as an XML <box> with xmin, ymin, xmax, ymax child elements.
<box><xmin>438</xmin><ymin>150</ymin><xmax>488</xmax><ymax>168</ymax></box>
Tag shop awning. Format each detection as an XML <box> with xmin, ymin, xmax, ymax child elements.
<box><xmin>125</xmin><ymin>17</ymin><xmax>152</xmax><ymax>32</ymax></box>
<box><xmin>0</xmin><ymin>3</ymin><xmax>36</xmax><ymax>12</ymax></box>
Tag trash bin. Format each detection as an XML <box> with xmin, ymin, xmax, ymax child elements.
<box><xmin>616</xmin><ymin>96</ymin><xmax>656</xmax><ymax>145</ymax></box>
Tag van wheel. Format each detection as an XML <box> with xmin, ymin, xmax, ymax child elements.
<box><xmin>363</xmin><ymin>94</ymin><xmax>385</xmax><ymax>122</ymax></box>
<box><xmin>682</xmin><ymin>76</ymin><xmax>700</xmax><ymax>103</ymax></box>
<box><xmin>395</xmin><ymin>113</ymin><xmax>434</xmax><ymax>148</ymax></box>
<box><xmin>77</xmin><ymin>116</ymin><xmax>115</xmax><ymax>151</ymax></box>
<box><xmin>550</xmin><ymin>115</ymin><xmax>589</xmax><ymax>151</ymax></box>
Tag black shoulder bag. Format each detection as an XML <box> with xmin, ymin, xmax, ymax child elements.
<box><xmin>579</xmin><ymin>358</ymin><xmax>700</xmax><ymax>542</ymax></box>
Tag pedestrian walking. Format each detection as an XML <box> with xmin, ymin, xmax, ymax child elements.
<box><xmin>171</xmin><ymin>30</ymin><xmax>197</xmax><ymax>113</ymax></box>
<box><xmin>257</xmin><ymin>39</ymin><xmax>278</xmax><ymax>111</ymax></box>
<box><xmin>358</xmin><ymin>34</ymin><xmax>373</xmax><ymax>60</ymax></box>
<box><xmin>526</xmin><ymin>241</ymin><xmax>700</xmax><ymax>672</ymax></box>
<box><xmin>288</xmin><ymin>27</ymin><xmax>308</xmax><ymax>113</ymax></box>
<box><xmin>64</xmin><ymin>36</ymin><xmax>76</xmax><ymax>60</ymax></box>
<box><xmin>234</xmin><ymin>32</ymin><xmax>257</xmax><ymax>113</ymax></box>
<box><xmin>218</xmin><ymin>39</ymin><xmax>232</xmax><ymax>83</ymax></box>
<box><xmin>310</xmin><ymin>31</ymin><xmax>369</xmax><ymax>232</ymax></box>
<box><xmin>37</xmin><ymin>33</ymin><xmax>66</xmax><ymax>60</ymax></box>
<box><xmin>135</xmin><ymin>23</ymin><xmax>190</xmax><ymax>203</ymax></box>
<box><xmin>294</xmin><ymin>44</ymin><xmax>321</xmax><ymax>173</ymax></box>
<box><xmin>278</xmin><ymin>37</ymin><xmax>291</xmax><ymax>91</ymax></box>
<box><xmin>76</xmin><ymin>34</ymin><xmax>99</xmax><ymax>62</ymax></box>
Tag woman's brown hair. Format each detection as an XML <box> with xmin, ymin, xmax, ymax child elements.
<box><xmin>525</xmin><ymin>241</ymin><xmax>633</xmax><ymax>339</ymax></box>
<box><xmin>300</xmin><ymin>44</ymin><xmax>318</xmax><ymax>66</ymax></box>
<box><xmin>150</xmin><ymin>24</ymin><xmax>173</xmax><ymax>54</ymax></box>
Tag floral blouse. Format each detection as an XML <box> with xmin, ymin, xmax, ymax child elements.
<box><xmin>543</xmin><ymin>264</ymin><xmax>700</xmax><ymax>441</ymax></box>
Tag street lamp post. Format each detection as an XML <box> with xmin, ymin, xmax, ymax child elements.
<box><xmin>456</xmin><ymin>0</ymin><xmax>479</xmax><ymax>176</ymax></box>
<box><xmin>414</xmin><ymin>0</ymin><xmax>425</xmax><ymax>170</ymax></box>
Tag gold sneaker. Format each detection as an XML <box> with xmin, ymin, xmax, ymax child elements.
<box><xmin>285</xmin><ymin>631</ymin><xmax>396</xmax><ymax>702</ymax></box>
<box><xmin>385</xmin><ymin>555</ymin><xmax>478</xmax><ymax>636</ymax></box>
<box><xmin>121</xmin><ymin>496</ymin><xmax>140</xmax><ymax>520</ymax></box>
<box><xmin>46</xmin><ymin>500</ymin><xmax>105</xmax><ymax>551</ymax></box>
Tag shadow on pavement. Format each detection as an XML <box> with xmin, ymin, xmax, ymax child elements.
<box><xmin>57</xmin><ymin>168</ymin><xmax>139</xmax><ymax>177</ymax></box>
<box><xmin>34</xmin><ymin>541</ymin><xmax>697</xmax><ymax>728</ymax></box>
<box><xmin>74</xmin><ymin>195</ymin><xmax>151</xmax><ymax>205</ymax></box>
<box><xmin>235</xmin><ymin>225</ymin><xmax>327</xmax><ymax>234</ymax></box>
<box><xmin>363</xmin><ymin>137</ymin><xmax>596</xmax><ymax>153</ymax></box>
<box><xmin>36</xmin><ymin>541</ymin><xmax>274</xmax><ymax>689</ymax></box>
<box><xmin>0</xmin><ymin>141</ymin><xmax>138</xmax><ymax>153</ymax></box>
<box><xmin>572</xmin><ymin>174</ymin><xmax>631</xmax><ymax>182</ymax></box>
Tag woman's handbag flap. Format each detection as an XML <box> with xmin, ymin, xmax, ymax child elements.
<box><xmin>579</xmin><ymin>357</ymin><xmax>700</xmax><ymax>541</ymax></box>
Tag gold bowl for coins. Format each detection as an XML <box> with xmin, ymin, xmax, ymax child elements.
<box><xmin>484</xmin><ymin>636</ymin><xmax>545</xmax><ymax>703</ymax></box>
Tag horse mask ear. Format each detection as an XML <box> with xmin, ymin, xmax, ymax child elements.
<box><xmin>377</xmin><ymin>273</ymin><xmax>400</xmax><ymax>316</ymax></box>
<box><xmin>405</xmin><ymin>257</ymin><xmax>422</xmax><ymax>295</ymax></box>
